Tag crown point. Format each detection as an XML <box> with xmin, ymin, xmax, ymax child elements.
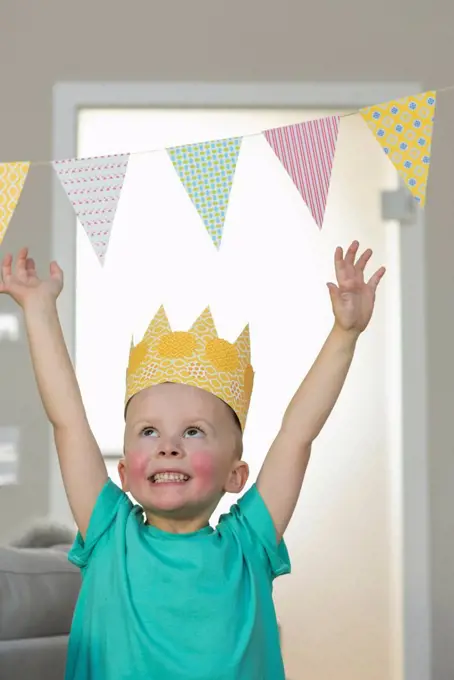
<box><xmin>189</xmin><ymin>306</ymin><xmax>218</xmax><ymax>338</ymax></box>
<box><xmin>143</xmin><ymin>305</ymin><xmax>172</xmax><ymax>343</ymax></box>
<box><xmin>235</xmin><ymin>323</ymin><xmax>251</xmax><ymax>362</ymax></box>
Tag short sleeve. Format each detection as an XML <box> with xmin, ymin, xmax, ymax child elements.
<box><xmin>219</xmin><ymin>484</ymin><xmax>291</xmax><ymax>580</ymax></box>
<box><xmin>68</xmin><ymin>478</ymin><xmax>131</xmax><ymax>569</ymax></box>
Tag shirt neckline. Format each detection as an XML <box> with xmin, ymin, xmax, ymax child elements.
<box><xmin>136</xmin><ymin>507</ymin><xmax>215</xmax><ymax>538</ymax></box>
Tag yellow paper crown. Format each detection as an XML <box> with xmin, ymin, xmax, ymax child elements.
<box><xmin>125</xmin><ymin>306</ymin><xmax>254</xmax><ymax>430</ymax></box>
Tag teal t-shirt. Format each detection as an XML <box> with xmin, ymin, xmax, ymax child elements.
<box><xmin>65</xmin><ymin>479</ymin><xmax>291</xmax><ymax>679</ymax></box>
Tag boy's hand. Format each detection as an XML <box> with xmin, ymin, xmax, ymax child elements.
<box><xmin>257</xmin><ymin>240</ymin><xmax>385</xmax><ymax>541</ymax></box>
<box><xmin>1</xmin><ymin>247</ymin><xmax>107</xmax><ymax>539</ymax></box>
<box><xmin>0</xmin><ymin>247</ymin><xmax>63</xmax><ymax>308</ymax></box>
<box><xmin>327</xmin><ymin>240</ymin><xmax>385</xmax><ymax>335</ymax></box>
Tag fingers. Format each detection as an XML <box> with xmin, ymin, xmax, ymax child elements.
<box><xmin>0</xmin><ymin>256</ymin><xmax>6</xmax><ymax>292</ymax></box>
<box><xmin>15</xmin><ymin>247</ymin><xmax>28</xmax><ymax>278</ymax></box>
<box><xmin>335</xmin><ymin>242</ymin><xmax>359</xmax><ymax>277</ymax></box>
<box><xmin>355</xmin><ymin>248</ymin><xmax>372</xmax><ymax>272</ymax></box>
<box><xmin>1</xmin><ymin>249</ymin><xmax>35</xmax><ymax>291</ymax></box>
<box><xmin>326</xmin><ymin>281</ymin><xmax>339</xmax><ymax>302</ymax></box>
<box><xmin>367</xmin><ymin>266</ymin><xmax>386</xmax><ymax>292</ymax></box>
<box><xmin>335</xmin><ymin>242</ymin><xmax>376</xmax><ymax>274</ymax></box>
<box><xmin>1</xmin><ymin>253</ymin><xmax>13</xmax><ymax>284</ymax></box>
<box><xmin>326</xmin><ymin>281</ymin><xmax>339</xmax><ymax>309</ymax></box>
<box><xmin>344</xmin><ymin>240</ymin><xmax>359</xmax><ymax>266</ymax></box>
<box><xmin>50</xmin><ymin>261</ymin><xmax>63</xmax><ymax>283</ymax></box>
<box><xmin>26</xmin><ymin>258</ymin><xmax>36</xmax><ymax>273</ymax></box>
<box><xmin>334</xmin><ymin>246</ymin><xmax>344</xmax><ymax>264</ymax></box>
<box><xmin>334</xmin><ymin>246</ymin><xmax>344</xmax><ymax>279</ymax></box>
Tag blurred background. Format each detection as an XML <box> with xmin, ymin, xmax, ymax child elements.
<box><xmin>0</xmin><ymin>2</ymin><xmax>453</xmax><ymax>679</ymax></box>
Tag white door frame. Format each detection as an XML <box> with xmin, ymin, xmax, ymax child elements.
<box><xmin>52</xmin><ymin>80</ymin><xmax>429</xmax><ymax>680</ymax></box>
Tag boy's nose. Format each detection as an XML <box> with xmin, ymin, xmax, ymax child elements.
<box><xmin>157</xmin><ymin>448</ymin><xmax>182</xmax><ymax>457</ymax></box>
<box><xmin>156</xmin><ymin>440</ymin><xmax>184</xmax><ymax>458</ymax></box>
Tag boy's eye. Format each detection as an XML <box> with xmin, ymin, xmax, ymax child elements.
<box><xmin>142</xmin><ymin>427</ymin><xmax>158</xmax><ymax>437</ymax></box>
<box><xmin>184</xmin><ymin>427</ymin><xmax>204</xmax><ymax>438</ymax></box>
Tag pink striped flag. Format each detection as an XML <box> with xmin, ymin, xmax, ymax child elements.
<box><xmin>263</xmin><ymin>115</ymin><xmax>340</xmax><ymax>228</ymax></box>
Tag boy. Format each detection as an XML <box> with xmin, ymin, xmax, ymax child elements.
<box><xmin>0</xmin><ymin>241</ymin><xmax>384</xmax><ymax>679</ymax></box>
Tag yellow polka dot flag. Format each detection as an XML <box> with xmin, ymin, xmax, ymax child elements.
<box><xmin>360</xmin><ymin>91</ymin><xmax>436</xmax><ymax>207</ymax></box>
<box><xmin>0</xmin><ymin>162</ymin><xmax>30</xmax><ymax>245</ymax></box>
<box><xmin>125</xmin><ymin>306</ymin><xmax>254</xmax><ymax>430</ymax></box>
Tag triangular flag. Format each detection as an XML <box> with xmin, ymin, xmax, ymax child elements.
<box><xmin>0</xmin><ymin>162</ymin><xmax>30</xmax><ymax>245</ymax></box>
<box><xmin>263</xmin><ymin>116</ymin><xmax>340</xmax><ymax>228</ymax></box>
<box><xmin>53</xmin><ymin>153</ymin><xmax>129</xmax><ymax>264</ymax></box>
<box><xmin>360</xmin><ymin>91</ymin><xmax>436</xmax><ymax>206</ymax></box>
<box><xmin>167</xmin><ymin>137</ymin><xmax>242</xmax><ymax>249</ymax></box>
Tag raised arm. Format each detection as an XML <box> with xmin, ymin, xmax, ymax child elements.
<box><xmin>256</xmin><ymin>241</ymin><xmax>386</xmax><ymax>540</ymax></box>
<box><xmin>0</xmin><ymin>248</ymin><xmax>107</xmax><ymax>538</ymax></box>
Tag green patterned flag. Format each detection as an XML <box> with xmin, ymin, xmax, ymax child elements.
<box><xmin>167</xmin><ymin>137</ymin><xmax>242</xmax><ymax>249</ymax></box>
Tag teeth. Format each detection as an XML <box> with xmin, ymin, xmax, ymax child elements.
<box><xmin>152</xmin><ymin>472</ymin><xmax>189</xmax><ymax>484</ymax></box>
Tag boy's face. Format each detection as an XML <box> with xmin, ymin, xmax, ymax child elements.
<box><xmin>119</xmin><ymin>383</ymin><xmax>249</xmax><ymax>524</ymax></box>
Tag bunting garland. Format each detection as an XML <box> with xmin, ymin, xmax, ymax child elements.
<box><xmin>167</xmin><ymin>137</ymin><xmax>242</xmax><ymax>249</ymax></box>
<box><xmin>263</xmin><ymin>115</ymin><xmax>340</xmax><ymax>229</ymax></box>
<box><xmin>0</xmin><ymin>162</ymin><xmax>30</xmax><ymax>245</ymax></box>
<box><xmin>360</xmin><ymin>91</ymin><xmax>436</xmax><ymax>206</ymax></box>
<box><xmin>0</xmin><ymin>87</ymin><xmax>442</xmax><ymax>258</ymax></box>
<box><xmin>53</xmin><ymin>153</ymin><xmax>129</xmax><ymax>264</ymax></box>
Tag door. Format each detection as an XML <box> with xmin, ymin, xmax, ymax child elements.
<box><xmin>73</xmin><ymin>106</ymin><xmax>402</xmax><ymax>679</ymax></box>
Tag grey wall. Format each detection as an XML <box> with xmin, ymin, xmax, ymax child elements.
<box><xmin>0</xmin><ymin>1</ymin><xmax>452</xmax><ymax>677</ymax></box>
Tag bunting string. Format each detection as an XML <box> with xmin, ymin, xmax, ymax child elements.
<box><xmin>2</xmin><ymin>82</ymin><xmax>453</xmax><ymax>167</ymax></box>
<box><xmin>0</xmin><ymin>85</ymin><xmax>448</xmax><ymax>259</ymax></box>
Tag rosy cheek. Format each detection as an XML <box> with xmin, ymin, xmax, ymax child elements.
<box><xmin>190</xmin><ymin>451</ymin><xmax>217</xmax><ymax>487</ymax></box>
<box><xmin>126</xmin><ymin>451</ymin><xmax>150</xmax><ymax>482</ymax></box>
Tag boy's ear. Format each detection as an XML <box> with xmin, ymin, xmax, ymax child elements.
<box><xmin>118</xmin><ymin>458</ymin><xmax>129</xmax><ymax>492</ymax></box>
<box><xmin>224</xmin><ymin>460</ymin><xmax>249</xmax><ymax>495</ymax></box>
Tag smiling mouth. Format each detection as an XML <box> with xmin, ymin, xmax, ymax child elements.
<box><xmin>148</xmin><ymin>472</ymin><xmax>190</xmax><ymax>484</ymax></box>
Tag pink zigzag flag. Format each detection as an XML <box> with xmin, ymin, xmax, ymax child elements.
<box><xmin>264</xmin><ymin>115</ymin><xmax>340</xmax><ymax>228</ymax></box>
<box><xmin>53</xmin><ymin>153</ymin><xmax>129</xmax><ymax>265</ymax></box>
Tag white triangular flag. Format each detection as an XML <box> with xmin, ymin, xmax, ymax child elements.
<box><xmin>53</xmin><ymin>153</ymin><xmax>129</xmax><ymax>264</ymax></box>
